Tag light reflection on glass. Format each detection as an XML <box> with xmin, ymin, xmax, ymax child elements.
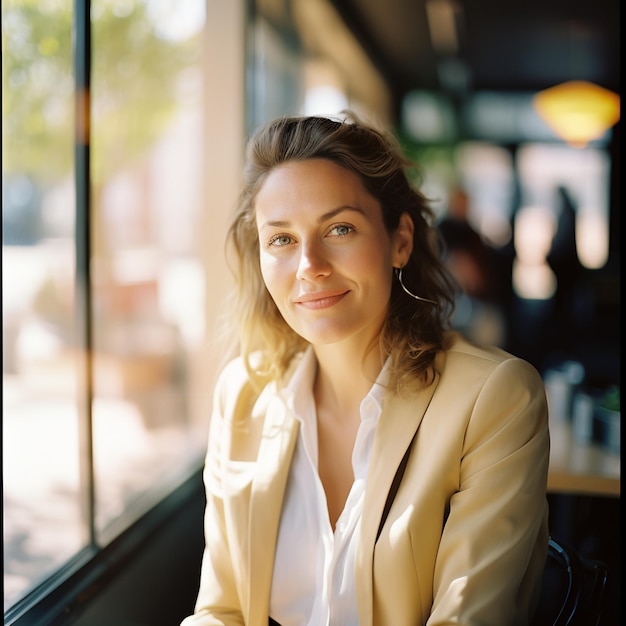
<box><xmin>2</xmin><ymin>0</ymin><xmax>81</xmax><ymax>608</ymax></box>
<box><xmin>90</xmin><ymin>0</ymin><xmax>209</xmax><ymax>540</ymax></box>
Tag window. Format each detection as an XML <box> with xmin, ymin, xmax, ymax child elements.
<box><xmin>89</xmin><ymin>0</ymin><xmax>209</xmax><ymax>544</ymax></box>
<box><xmin>3</xmin><ymin>0</ymin><xmax>244</xmax><ymax>618</ymax></box>
<box><xmin>4</xmin><ymin>0</ymin><xmax>81</xmax><ymax>608</ymax></box>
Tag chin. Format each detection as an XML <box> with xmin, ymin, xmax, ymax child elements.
<box><xmin>301</xmin><ymin>324</ymin><xmax>371</xmax><ymax>348</ymax></box>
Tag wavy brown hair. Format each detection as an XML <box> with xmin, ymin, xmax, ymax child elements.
<box><xmin>224</xmin><ymin>112</ymin><xmax>456</xmax><ymax>392</ymax></box>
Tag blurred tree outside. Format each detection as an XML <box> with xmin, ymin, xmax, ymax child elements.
<box><xmin>2</xmin><ymin>1</ymin><xmax>205</xmax><ymax>607</ymax></box>
<box><xmin>2</xmin><ymin>0</ymin><xmax>74</xmax><ymax>184</ymax></box>
<box><xmin>2</xmin><ymin>0</ymin><xmax>198</xmax><ymax>235</ymax></box>
<box><xmin>3</xmin><ymin>0</ymin><xmax>201</xmax><ymax>336</ymax></box>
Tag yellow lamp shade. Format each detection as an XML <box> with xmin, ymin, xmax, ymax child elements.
<box><xmin>533</xmin><ymin>80</ymin><xmax>620</xmax><ymax>148</ymax></box>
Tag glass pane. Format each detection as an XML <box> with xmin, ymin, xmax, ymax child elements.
<box><xmin>2</xmin><ymin>0</ymin><xmax>84</xmax><ymax>609</ymax></box>
<box><xmin>90</xmin><ymin>0</ymin><xmax>210</xmax><ymax>542</ymax></box>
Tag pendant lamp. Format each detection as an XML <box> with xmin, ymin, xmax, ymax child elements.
<box><xmin>533</xmin><ymin>80</ymin><xmax>620</xmax><ymax>148</ymax></box>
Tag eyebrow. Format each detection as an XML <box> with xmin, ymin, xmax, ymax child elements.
<box><xmin>258</xmin><ymin>205</ymin><xmax>365</xmax><ymax>230</ymax></box>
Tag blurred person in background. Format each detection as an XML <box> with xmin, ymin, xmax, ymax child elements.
<box><xmin>437</xmin><ymin>187</ymin><xmax>508</xmax><ymax>348</ymax></box>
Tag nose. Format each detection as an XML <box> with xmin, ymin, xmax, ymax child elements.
<box><xmin>296</xmin><ymin>240</ymin><xmax>331</xmax><ymax>281</ymax></box>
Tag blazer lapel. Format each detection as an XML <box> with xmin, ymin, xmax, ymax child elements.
<box><xmin>247</xmin><ymin>396</ymin><xmax>299</xmax><ymax>626</ymax></box>
<box><xmin>356</xmin><ymin>369</ymin><xmax>441</xmax><ymax>625</ymax></box>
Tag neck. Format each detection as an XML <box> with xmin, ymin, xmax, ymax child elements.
<box><xmin>312</xmin><ymin>340</ymin><xmax>385</xmax><ymax>420</ymax></box>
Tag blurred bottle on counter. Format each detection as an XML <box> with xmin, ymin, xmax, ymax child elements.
<box><xmin>543</xmin><ymin>360</ymin><xmax>585</xmax><ymax>422</ymax></box>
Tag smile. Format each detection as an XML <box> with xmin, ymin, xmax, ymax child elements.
<box><xmin>294</xmin><ymin>290</ymin><xmax>349</xmax><ymax>310</ymax></box>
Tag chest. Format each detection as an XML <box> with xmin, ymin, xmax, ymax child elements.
<box><xmin>316</xmin><ymin>409</ymin><xmax>361</xmax><ymax>529</ymax></box>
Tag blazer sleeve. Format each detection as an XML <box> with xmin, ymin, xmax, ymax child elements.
<box><xmin>180</xmin><ymin>361</ymin><xmax>249</xmax><ymax>626</ymax></box>
<box><xmin>428</xmin><ymin>357</ymin><xmax>550</xmax><ymax>625</ymax></box>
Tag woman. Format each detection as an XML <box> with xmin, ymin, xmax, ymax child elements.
<box><xmin>181</xmin><ymin>113</ymin><xmax>549</xmax><ymax>626</ymax></box>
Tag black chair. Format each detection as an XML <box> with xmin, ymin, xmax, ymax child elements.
<box><xmin>532</xmin><ymin>536</ymin><xmax>608</xmax><ymax>626</ymax></box>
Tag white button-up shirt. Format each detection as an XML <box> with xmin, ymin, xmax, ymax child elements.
<box><xmin>270</xmin><ymin>349</ymin><xmax>388</xmax><ymax>626</ymax></box>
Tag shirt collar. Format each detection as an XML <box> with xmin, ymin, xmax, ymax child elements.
<box><xmin>281</xmin><ymin>346</ymin><xmax>390</xmax><ymax>422</ymax></box>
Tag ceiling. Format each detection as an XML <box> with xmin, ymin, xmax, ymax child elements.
<box><xmin>328</xmin><ymin>0</ymin><xmax>620</xmax><ymax>113</ymax></box>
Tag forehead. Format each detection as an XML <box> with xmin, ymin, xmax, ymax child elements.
<box><xmin>255</xmin><ymin>159</ymin><xmax>375</xmax><ymax>213</ymax></box>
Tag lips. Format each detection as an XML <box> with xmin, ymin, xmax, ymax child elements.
<box><xmin>294</xmin><ymin>289</ymin><xmax>349</xmax><ymax>310</ymax></box>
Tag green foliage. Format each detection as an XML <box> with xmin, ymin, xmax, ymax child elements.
<box><xmin>396</xmin><ymin>131</ymin><xmax>457</xmax><ymax>193</ymax></box>
<box><xmin>2</xmin><ymin>0</ymin><xmax>198</xmax><ymax>186</ymax></box>
<box><xmin>90</xmin><ymin>0</ymin><xmax>197</xmax><ymax>185</ymax></box>
<box><xmin>2</xmin><ymin>0</ymin><xmax>74</xmax><ymax>182</ymax></box>
<box><xmin>599</xmin><ymin>386</ymin><xmax>620</xmax><ymax>412</ymax></box>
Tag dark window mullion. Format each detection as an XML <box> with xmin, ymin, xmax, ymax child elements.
<box><xmin>74</xmin><ymin>0</ymin><xmax>96</xmax><ymax>549</ymax></box>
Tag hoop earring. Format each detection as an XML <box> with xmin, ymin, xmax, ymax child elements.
<box><xmin>395</xmin><ymin>267</ymin><xmax>436</xmax><ymax>305</ymax></box>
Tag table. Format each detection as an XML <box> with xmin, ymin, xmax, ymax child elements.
<box><xmin>547</xmin><ymin>417</ymin><xmax>620</xmax><ymax>497</ymax></box>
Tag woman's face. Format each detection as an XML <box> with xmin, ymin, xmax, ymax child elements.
<box><xmin>255</xmin><ymin>158</ymin><xmax>413</xmax><ymax>348</ymax></box>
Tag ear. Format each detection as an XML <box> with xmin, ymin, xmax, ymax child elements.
<box><xmin>391</xmin><ymin>212</ymin><xmax>414</xmax><ymax>267</ymax></box>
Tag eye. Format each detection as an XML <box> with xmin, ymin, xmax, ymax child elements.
<box><xmin>268</xmin><ymin>233</ymin><xmax>294</xmax><ymax>247</ymax></box>
<box><xmin>329</xmin><ymin>223</ymin><xmax>354</xmax><ymax>237</ymax></box>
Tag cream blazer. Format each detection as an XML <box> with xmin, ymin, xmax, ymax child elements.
<box><xmin>182</xmin><ymin>332</ymin><xmax>550</xmax><ymax>626</ymax></box>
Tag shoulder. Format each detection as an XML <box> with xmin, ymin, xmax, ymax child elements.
<box><xmin>213</xmin><ymin>350</ymin><xmax>306</xmax><ymax>414</ymax></box>
<box><xmin>214</xmin><ymin>355</ymin><xmax>252</xmax><ymax>393</ymax></box>
<box><xmin>212</xmin><ymin>354</ymin><xmax>269</xmax><ymax>419</ymax></box>
<box><xmin>432</xmin><ymin>333</ymin><xmax>548</xmax><ymax>444</ymax></box>
<box><xmin>438</xmin><ymin>331</ymin><xmax>544</xmax><ymax>391</ymax></box>
<box><xmin>443</xmin><ymin>330</ymin><xmax>514</xmax><ymax>363</ymax></box>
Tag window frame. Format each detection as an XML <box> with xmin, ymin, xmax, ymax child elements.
<box><xmin>3</xmin><ymin>470</ymin><xmax>203</xmax><ymax>626</ymax></box>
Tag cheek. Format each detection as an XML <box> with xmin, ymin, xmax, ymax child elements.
<box><xmin>352</xmin><ymin>239</ymin><xmax>392</xmax><ymax>275</ymax></box>
<box><xmin>259</xmin><ymin>253</ymin><xmax>289</xmax><ymax>299</ymax></box>
<box><xmin>258</xmin><ymin>254</ymin><xmax>274</xmax><ymax>293</ymax></box>
<box><xmin>366</xmin><ymin>245</ymin><xmax>395</xmax><ymax>294</ymax></box>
